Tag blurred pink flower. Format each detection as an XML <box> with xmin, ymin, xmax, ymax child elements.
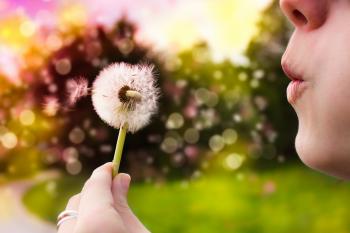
<box><xmin>184</xmin><ymin>145</ymin><xmax>199</xmax><ymax>160</ymax></box>
<box><xmin>263</xmin><ymin>180</ymin><xmax>277</xmax><ymax>195</ymax></box>
<box><xmin>183</xmin><ymin>97</ymin><xmax>198</xmax><ymax>119</ymax></box>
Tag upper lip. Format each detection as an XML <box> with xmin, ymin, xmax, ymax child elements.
<box><xmin>281</xmin><ymin>62</ymin><xmax>304</xmax><ymax>81</ymax></box>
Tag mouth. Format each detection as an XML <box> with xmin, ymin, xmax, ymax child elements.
<box><xmin>281</xmin><ymin>62</ymin><xmax>308</xmax><ymax>104</ymax></box>
<box><xmin>282</xmin><ymin>62</ymin><xmax>304</xmax><ymax>82</ymax></box>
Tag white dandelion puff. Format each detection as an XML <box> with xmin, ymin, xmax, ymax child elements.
<box><xmin>89</xmin><ymin>62</ymin><xmax>160</xmax><ymax>176</ymax></box>
<box><xmin>43</xmin><ymin>96</ymin><xmax>60</xmax><ymax>116</ymax></box>
<box><xmin>66</xmin><ymin>77</ymin><xmax>89</xmax><ymax>106</ymax></box>
<box><xmin>92</xmin><ymin>62</ymin><xmax>159</xmax><ymax>133</ymax></box>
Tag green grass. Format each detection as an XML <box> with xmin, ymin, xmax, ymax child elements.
<box><xmin>23</xmin><ymin>165</ymin><xmax>350</xmax><ymax>233</ymax></box>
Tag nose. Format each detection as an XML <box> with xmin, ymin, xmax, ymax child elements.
<box><xmin>280</xmin><ymin>0</ymin><xmax>329</xmax><ymax>30</ymax></box>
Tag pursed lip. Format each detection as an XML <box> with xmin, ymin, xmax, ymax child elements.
<box><xmin>281</xmin><ymin>62</ymin><xmax>304</xmax><ymax>81</ymax></box>
<box><xmin>281</xmin><ymin>61</ymin><xmax>308</xmax><ymax>104</ymax></box>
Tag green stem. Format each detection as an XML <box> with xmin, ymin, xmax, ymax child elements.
<box><xmin>112</xmin><ymin>123</ymin><xmax>128</xmax><ymax>177</ymax></box>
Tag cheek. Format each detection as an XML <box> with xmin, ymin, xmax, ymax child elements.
<box><xmin>295</xmin><ymin>68</ymin><xmax>350</xmax><ymax>176</ymax></box>
<box><xmin>292</xmin><ymin>2</ymin><xmax>350</xmax><ymax>178</ymax></box>
<box><xmin>315</xmin><ymin>49</ymin><xmax>350</xmax><ymax>137</ymax></box>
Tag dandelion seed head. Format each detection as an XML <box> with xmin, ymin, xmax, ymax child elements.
<box><xmin>92</xmin><ymin>62</ymin><xmax>159</xmax><ymax>133</ymax></box>
<box><xmin>66</xmin><ymin>77</ymin><xmax>89</xmax><ymax>106</ymax></box>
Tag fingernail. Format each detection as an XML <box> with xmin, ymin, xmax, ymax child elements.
<box><xmin>120</xmin><ymin>173</ymin><xmax>131</xmax><ymax>191</ymax></box>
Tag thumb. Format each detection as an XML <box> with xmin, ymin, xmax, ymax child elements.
<box><xmin>112</xmin><ymin>173</ymin><xmax>150</xmax><ymax>233</ymax></box>
<box><xmin>113</xmin><ymin>173</ymin><xmax>130</xmax><ymax>208</ymax></box>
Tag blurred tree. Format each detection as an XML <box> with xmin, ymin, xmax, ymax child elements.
<box><xmin>245</xmin><ymin>0</ymin><xmax>298</xmax><ymax>166</ymax></box>
<box><xmin>0</xmin><ymin>78</ymin><xmax>46</xmax><ymax>178</ymax></box>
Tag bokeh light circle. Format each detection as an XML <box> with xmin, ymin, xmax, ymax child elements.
<box><xmin>66</xmin><ymin>160</ymin><xmax>82</xmax><ymax>175</ymax></box>
<box><xmin>184</xmin><ymin>128</ymin><xmax>200</xmax><ymax>144</ymax></box>
<box><xmin>161</xmin><ymin>137</ymin><xmax>178</xmax><ymax>154</ymax></box>
<box><xmin>166</xmin><ymin>113</ymin><xmax>184</xmax><ymax>129</ymax></box>
<box><xmin>209</xmin><ymin>135</ymin><xmax>225</xmax><ymax>152</ymax></box>
<box><xmin>69</xmin><ymin>127</ymin><xmax>85</xmax><ymax>144</ymax></box>
<box><xmin>55</xmin><ymin>58</ymin><xmax>72</xmax><ymax>75</ymax></box>
<box><xmin>19</xmin><ymin>110</ymin><xmax>35</xmax><ymax>126</ymax></box>
<box><xmin>1</xmin><ymin>132</ymin><xmax>18</xmax><ymax>149</ymax></box>
<box><xmin>224</xmin><ymin>153</ymin><xmax>245</xmax><ymax>170</ymax></box>
<box><xmin>222</xmin><ymin>128</ymin><xmax>238</xmax><ymax>145</ymax></box>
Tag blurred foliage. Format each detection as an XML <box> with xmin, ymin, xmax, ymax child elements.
<box><xmin>245</xmin><ymin>1</ymin><xmax>298</xmax><ymax>166</ymax></box>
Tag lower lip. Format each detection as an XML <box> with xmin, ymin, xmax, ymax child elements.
<box><xmin>287</xmin><ymin>80</ymin><xmax>307</xmax><ymax>104</ymax></box>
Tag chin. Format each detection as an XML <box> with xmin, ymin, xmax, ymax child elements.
<box><xmin>295</xmin><ymin>131</ymin><xmax>350</xmax><ymax>181</ymax></box>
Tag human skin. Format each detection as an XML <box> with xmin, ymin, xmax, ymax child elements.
<box><xmin>280</xmin><ymin>0</ymin><xmax>350</xmax><ymax>179</ymax></box>
<box><xmin>58</xmin><ymin>163</ymin><xmax>150</xmax><ymax>233</ymax></box>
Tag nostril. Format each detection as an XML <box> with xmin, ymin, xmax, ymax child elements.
<box><xmin>292</xmin><ymin>10</ymin><xmax>308</xmax><ymax>25</ymax></box>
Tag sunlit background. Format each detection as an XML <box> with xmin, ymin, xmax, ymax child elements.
<box><xmin>1</xmin><ymin>0</ymin><xmax>350</xmax><ymax>232</ymax></box>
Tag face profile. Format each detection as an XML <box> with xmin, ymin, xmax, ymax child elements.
<box><xmin>280</xmin><ymin>0</ymin><xmax>350</xmax><ymax>179</ymax></box>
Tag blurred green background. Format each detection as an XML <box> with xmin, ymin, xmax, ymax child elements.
<box><xmin>0</xmin><ymin>0</ymin><xmax>349</xmax><ymax>232</ymax></box>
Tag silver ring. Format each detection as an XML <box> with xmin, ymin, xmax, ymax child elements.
<box><xmin>57</xmin><ymin>210</ymin><xmax>78</xmax><ymax>228</ymax></box>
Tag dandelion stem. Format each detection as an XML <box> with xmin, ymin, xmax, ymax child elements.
<box><xmin>112</xmin><ymin>122</ymin><xmax>128</xmax><ymax>177</ymax></box>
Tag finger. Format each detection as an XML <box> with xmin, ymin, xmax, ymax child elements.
<box><xmin>112</xmin><ymin>173</ymin><xmax>150</xmax><ymax>233</ymax></box>
<box><xmin>79</xmin><ymin>163</ymin><xmax>115</xmax><ymax>214</ymax></box>
<box><xmin>112</xmin><ymin>173</ymin><xmax>130</xmax><ymax>211</ymax></box>
<box><xmin>58</xmin><ymin>193</ymin><xmax>81</xmax><ymax>233</ymax></box>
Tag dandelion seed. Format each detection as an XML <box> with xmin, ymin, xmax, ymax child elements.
<box><xmin>43</xmin><ymin>96</ymin><xmax>60</xmax><ymax>116</ymax></box>
<box><xmin>66</xmin><ymin>77</ymin><xmax>89</xmax><ymax>106</ymax></box>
